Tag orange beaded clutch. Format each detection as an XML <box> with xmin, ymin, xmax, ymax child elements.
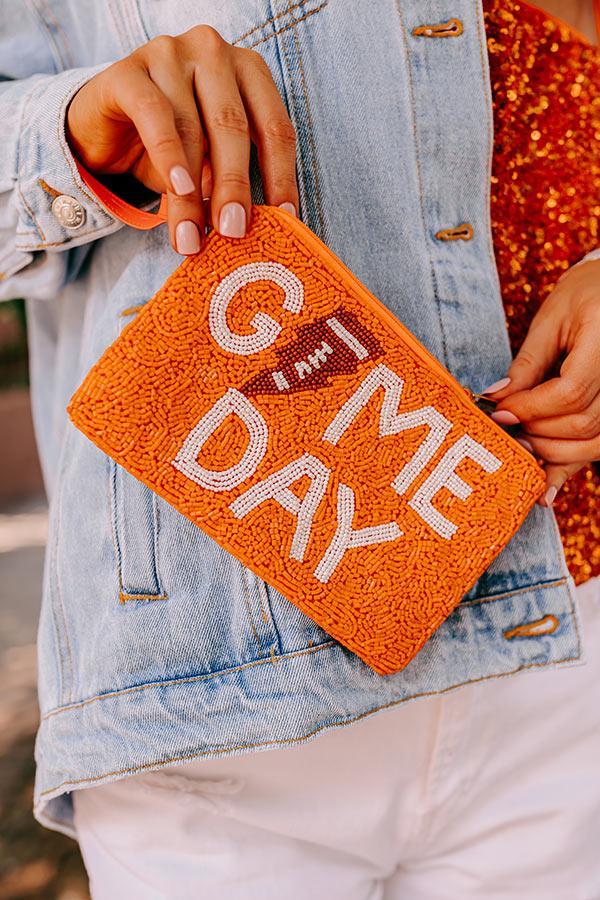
<box><xmin>68</xmin><ymin>205</ymin><xmax>545</xmax><ymax>675</ymax></box>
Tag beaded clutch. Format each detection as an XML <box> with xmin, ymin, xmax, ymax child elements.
<box><xmin>68</xmin><ymin>205</ymin><xmax>545</xmax><ymax>675</ymax></box>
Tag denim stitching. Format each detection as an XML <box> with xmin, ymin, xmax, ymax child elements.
<box><xmin>37</xmin><ymin>0</ymin><xmax>75</xmax><ymax>69</ymax></box>
<box><xmin>50</xmin><ymin>428</ymin><xmax>76</xmax><ymax>704</ymax></box>
<box><xmin>109</xmin><ymin>459</ymin><xmax>125</xmax><ymax>600</ymax></box>
<box><xmin>37</xmin><ymin>178</ymin><xmax>61</xmax><ymax>199</ymax></box>
<box><xmin>37</xmin><ymin>650</ymin><xmax>581</xmax><ymax>799</ymax></box>
<box><xmin>56</xmin><ymin>74</ymin><xmax>110</xmax><ymax>212</ymax></box>
<box><xmin>15</xmin><ymin>233</ymin><xmax>108</xmax><ymax>249</ymax></box>
<box><xmin>474</xmin><ymin>2</ymin><xmax>505</xmax><ymax>304</ymax></box>
<box><xmin>40</xmin><ymin>640</ymin><xmax>336</xmax><ymax>721</ymax></box>
<box><xmin>394</xmin><ymin>2</ymin><xmax>450</xmax><ymax>368</ymax></box>
<box><xmin>151</xmin><ymin>490</ymin><xmax>165</xmax><ymax>597</ymax></box>
<box><xmin>460</xmin><ymin>576</ymin><xmax>567</xmax><ymax>607</ymax></box>
<box><xmin>242</xmin><ymin>568</ymin><xmax>264</xmax><ymax>653</ymax></box>
<box><xmin>289</xmin><ymin>11</ymin><xmax>326</xmax><ymax>234</ymax></box>
<box><xmin>246</xmin><ymin>4</ymin><xmax>328</xmax><ymax>50</ymax></box>
<box><xmin>16</xmin><ymin>184</ymin><xmax>46</xmax><ymax>243</ymax></box>
<box><xmin>26</xmin><ymin>0</ymin><xmax>67</xmax><ymax>71</ymax></box>
<box><xmin>275</xmin><ymin>4</ymin><xmax>326</xmax><ymax>236</ymax></box>
<box><xmin>39</xmin><ymin>573</ymin><xmax>577</xmax><ymax>723</ymax></box>
<box><xmin>547</xmin><ymin>510</ymin><xmax>582</xmax><ymax>652</ymax></box>
<box><xmin>234</xmin><ymin>0</ymin><xmax>312</xmax><ymax>45</ymax></box>
<box><xmin>106</xmin><ymin>0</ymin><xmax>132</xmax><ymax>54</ymax></box>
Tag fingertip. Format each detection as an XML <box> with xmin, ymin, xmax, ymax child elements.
<box><xmin>218</xmin><ymin>201</ymin><xmax>246</xmax><ymax>238</ymax></box>
<box><xmin>482</xmin><ymin>376</ymin><xmax>511</xmax><ymax>396</ymax></box>
<box><xmin>278</xmin><ymin>201</ymin><xmax>297</xmax><ymax>217</ymax></box>
<box><xmin>170</xmin><ymin>165</ymin><xmax>195</xmax><ymax>196</ymax></box>
<box><xmin>175</xmin><ymin>220</ymin><xmax>202</xmax><ymax>255</ymax></box>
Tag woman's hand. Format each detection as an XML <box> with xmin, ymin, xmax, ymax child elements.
<box><xmin>66</xmin><ymin>26</ymin><xmax>298</xmax><ymax>255</ymax></box>
<box><xmin>484</xmin><ymin>260</ymin><xmax>600</xmax><ymax>506</ymax></box>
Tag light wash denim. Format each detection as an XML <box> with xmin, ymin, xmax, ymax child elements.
<box><xmin>0</xmin><ymin>0</ymin><xmax>582</xmax><ymax>837</ymax></box>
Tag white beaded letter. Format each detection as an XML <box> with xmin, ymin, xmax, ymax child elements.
<box><xmin>314</xmin><ymin>483</ymin><xmax>402</xmax><ymax>583</ymax></box>
<box><xmin>230</xmin><ymin>453</ymin><xmax>330</xmax><ymax>562</ymax></box>
<box><xmin>409</xmin><ymin>434</ymin><xmax>502</xmax><ymax>539</ymax></box>
<box><xmin>173</xmin><ymin>389</ymin><xmax>268</xmax><ymax>492</ymax></box>
<box><xmin>324</xmin><ymin>364</ymin><xmax>452</xmax><ymax>494</ymax></box>
<box><xmin>209</xmin><ymin>262</ymin><xmax>304</xmax><ymax>356</ymax></box>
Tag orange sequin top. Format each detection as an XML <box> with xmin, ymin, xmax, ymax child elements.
<box><xmin>483</xmin><ymin>0</ymin><xmax>600</xmax><ymax>584</ymax></box>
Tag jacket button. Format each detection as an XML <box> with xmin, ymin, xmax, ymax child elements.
<box><xmin>51</xmin><ymin>194</ymin><xmax>86</xmax><ymax>230</ymax></box>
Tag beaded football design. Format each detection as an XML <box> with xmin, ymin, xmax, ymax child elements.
<box><xmin>68</xmin><ymin>206</ymin><xmax>545</xmax><ymax>675</ymax></box>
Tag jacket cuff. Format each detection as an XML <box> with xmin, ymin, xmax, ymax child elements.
<box><xmin>15</xmin><ymin>65</ymin><xmax>124</xmax><ymax>253</ymax></box>
<box><xmin>579</xmin><ymin>248</ymin><xmax>600</xmax><ymax>265</ymax></box>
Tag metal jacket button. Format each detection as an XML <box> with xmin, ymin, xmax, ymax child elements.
<box><xmin>51</xmin><ymin>194</ymin><xmax>86</xmax><ymax>230</ymax></box>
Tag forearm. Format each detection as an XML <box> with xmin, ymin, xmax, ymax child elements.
<box><xmin>0</xmin><ymin>66</ymin><xmax>122</xmax><ymax>301</ymax></box>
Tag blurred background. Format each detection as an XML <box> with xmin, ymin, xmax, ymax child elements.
<box><xmin>0</xmin><ymin>301</ymin><xmax>88</xmax><ymax>899</ymax></box>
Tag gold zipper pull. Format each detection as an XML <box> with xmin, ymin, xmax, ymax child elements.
<box><xmin>462</xmin><ymin>385</ymin><xmax>497</xmax><ymax>417</ymax></box>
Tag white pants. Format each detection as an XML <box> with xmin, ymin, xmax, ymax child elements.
<box><xmin>74</xmin><ymin>578</ymin><xmax>600</xmax><ymax>900</ymax></box>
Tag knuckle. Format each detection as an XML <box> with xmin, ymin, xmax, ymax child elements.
<box><xmin>272</xmin><ymin>175</ymin><xmax>298</xmax><ymax>197</ymax></box>
<box><xmin>261</xmin><ymin>117</ymin><xmax>297</xmax><ymax>148</ymax></box>
<box><xmin>574</xmin><ymin>410</ymin><xmax>600</xmax><ymax>439</ymax></box>
<box><xmin>513</xmin><ymin>348</ymin><xmax>538</xmax><ymax>372</ymax></box>
<box><xmin>149</xmin><ymin>34</ymin><xmax>178</xmax><ymax>58</ymax></box>
<box><xmin>151</xmin><ymin>132</ymin><xmax>180</xmax><ymax>154</ymax></box>
<box><xmin>560</xmin><ymin>377</ymin><xmax>590</xmax><ymax>408</ymax></box>
<box><xmin>218</xmin><ymin>171</ymin><xmax>250</xmax><ymax>190</ymax></box>
<box><xmin>543</xmin><ymin>444</ymin><xmax>565</xmax><ymax>464</ymax></box>
<box><xmin>136</xmin><ymin>93</ymin><xmax>168</xmax><ymax>117</ymax></box>
<box><xmin>189</xmin><ymin>24</ymin><xmax>226</xmax><ymax>52</ymax></box>
<box><xmin>174</xmin><ymin>112</ymin><xmax>201</xmax><ymax>142</ymax></box>
<box><xmin>211</xmin><ymin>104</ymin><xmax>248</xmax><ymax>135</ymax></box>
<box><xmin>244</xmin><ymin>48</ymin><xmax>272</xmax><ymax>75</ymax></box>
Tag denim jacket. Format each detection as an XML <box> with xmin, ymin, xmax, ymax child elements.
<box><xmin>0</xmin><ymin>0</ymin><xmax>582</xmax><ymax>837</ymax></box>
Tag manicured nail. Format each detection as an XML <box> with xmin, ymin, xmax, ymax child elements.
<box><xmin>279</xmin><ymin>202</ymin><xmax>297</xmax><ymax>217</ymax></box>
<box><xmin>219</xmin><ymin>202</ymin><xmax>246</xmax><ymax>238</ymax></box>
<box><xmin>482</xmin><ymin>376</ymin><xmax>511</xmax><ymax>395</ymax></box>
<box><xmin>544</xmin><ymin>485</ymin><xmax>558</xmax><ymax>508</ymax></box>
<box><xmin>170</xmin><ymin>166</ymin><xmax>195</xmax><ymax>196</ymax></box>
<box><xmin>175</xmin><ymin>220</ymin><xmax>201</xmax><ymax>255</ymax></box>
<box><xmin>516</xmin><ymin>436</ymin><xmax>534</xmax><ymax>454</ymax></box>
<box><xmin>491</xmin><ymin>410</ymin><xmax>520</xmax><ymax>426</ymax></box>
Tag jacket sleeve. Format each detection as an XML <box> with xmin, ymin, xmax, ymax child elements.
<box><xmin>579</xmin><ymin>248</ymin><xmax>600</xmax><ymax>264</ymax></box>
<box><xmin>0</xmin><ymin>2</ymin><xmax>123</xmax><ymax>302</ymax></box>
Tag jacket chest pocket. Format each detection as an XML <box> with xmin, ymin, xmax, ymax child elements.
<box><xmin>110</xmin><ymin>461</ymin><xmax>166</xmax><ymax>602</ymax></box>
<box><xmin>134</xmin><ymin>0</ymin><xmax>327</xmax><ymax>46</ymax></box>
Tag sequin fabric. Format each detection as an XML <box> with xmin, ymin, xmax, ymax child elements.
<box><xmin>68</xmin><ymin>207</ymin><xmax>545</xmax><ymax>675</ymax></box>
<box><xmin>484</xmin><ymin>0</ymin><xmax>600</xmax><ymax>584</ymax></box>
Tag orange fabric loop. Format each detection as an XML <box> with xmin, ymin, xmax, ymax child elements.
<box><xmin>75</xmin><ymin>159</ymin><xmax>167</xmax><ymax>230</ymax></box>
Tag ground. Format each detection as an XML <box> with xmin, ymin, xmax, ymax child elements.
<box><xmin>0</xmin><ymin>496</ymin><xmax>89</xmax><ymax>900</ymax></box>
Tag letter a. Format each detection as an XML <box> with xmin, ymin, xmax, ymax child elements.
<box><xmin>230</xmin><ymin>453</ymin><xmax>330</xmax><ymax>562</ymax></box>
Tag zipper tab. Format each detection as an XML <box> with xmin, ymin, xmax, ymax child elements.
<box><xmin>462</xmin><ymin>386</ymin><xmax>497</xmax><ymax>417</ymax></box>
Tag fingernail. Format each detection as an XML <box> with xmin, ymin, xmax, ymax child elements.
<box><xmin>170</xmin><ymin>166</ymin><xmax>195</xmax><ymax>196</ymax></box>
<box><xmin>544</xmin><ymin>485</ymin><xmax>558</xmax><ymax>508</ymax></box>
<box><xmin>491</xmin><ymin>410</ymin><xmax>520</xmax><ymax>425</ymax></box>
<box><xmin>482</xmin><ymin>376</ymin><xmax>511</xmax><ymax>395</ymax></box>
<box><xmin>279</xmin><ymin>202</ymin><xmax>297</xmax><ymax>217</ymax></box>
<box><xmin>219</xmin><ymin>202</ymin><xmax>246</xmax><ymax>238</ymax></box>
<box><xmin>175</xmin><ymin>220</ymin><xmax>201</xmax><ymax>255</ymax></box>
<box><xmin>516</xmin><ymin>436</ymin><xmax>534</xmax><ymax>454</ymax></box>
